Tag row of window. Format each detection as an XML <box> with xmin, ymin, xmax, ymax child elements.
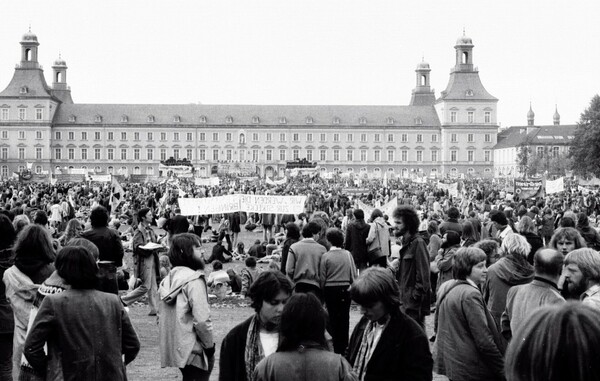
<box><xmin>1</xmin><ymin>130</ymin><xmax>494</xmax><ymax>145</ymax></box>
<box><xmin>449</xmin><ymin>110</ymin><xmax>492</xmax><ymax>124</ymax></box>
<box><xmin>67</xmin><ymin>114</ymin><xmax>417</xmax><ymax>126</ymax></box>
<box><xmin>43</xmin><ymin>147</ymin><xmax>492</xmax><ymax>163</ymax></box>
<box><xmin>0</xmin><ymin>108</ymin><xmax>44</xmax><ymax>121</ymax></box>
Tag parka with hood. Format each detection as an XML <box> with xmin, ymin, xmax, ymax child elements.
<box><xmin>482</xmin><ymin>255</ymin><xmax>534</xmax><ymax>332</ymax></box>
<box><xmin>366</xmin><ymin>216</ymin><xmax>391</xmax><ymax>258</ymax></box>
<box><xmin>159</xmin><ymin>266</ymin><xmax>214</xmax><ymax>370</ymax></box>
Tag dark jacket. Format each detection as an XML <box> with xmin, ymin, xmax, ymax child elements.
<box><xmin>80</xmin><ymin>226</ymin><xmax>124</xmax><ymax>266</ymax></box>
<box><xmin>398</xmin><ymin>234</ymin><xmax>431</xmax><ymax>315</ymax></box>
<box><xmin>439</xmin><ymin>219</ymin><xmax>463</xmax><ymax>237</ymax></box>
<box><xmin>344</xmin><ymin>219</ymin><xmax>371</xmax><ymax>267</ymax></box>
<box><xmin>280</xmin><ymin>237</ymin><xmax>299</xmax><ymax>274</ymax></box>
<box><xmin>346</xmin><ymin>310</ymin><xmax>432</xmax><ymax>381</ymax></box>
<box><xmin>435</xmin><ymin>280</ymin><xmax>505</xmax><ymax>381</ymax></box>
<box><xmin>521</xmin><ymin>232</ymin><xmax>544</xmax><ymax>264</ymax></box>
<box><xmin>219</xmin><ymin>316</ymin><xmax>253</xmax><ymax>381</ymax></box>
<box><xmin>23</xmin><ymin>289</ymin><xmax>140</xmax><ymax>381</ymax></box>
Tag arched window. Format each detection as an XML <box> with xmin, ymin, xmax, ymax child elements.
<box><xmin>420</xmin><ymin>75</ymin><xmax>426</xmax><ymax>86</ymax></box>
<box><xmin>462</xmin><ymin>52</ymin><xmax>468</xmax><ymax>64</ymax></box>
<box><xmin>25</xmin><ymin>49</ymin><xmax>31</xmax><ymax>61</ymax></box>
<box><xmin>239</xmin><ymin>133</ymin><xmax>246</xmax><ymax>144</ymax></box>
<box><xmin>56</xmin><ymin>72</ymin><xmax>62</xmax><ymax>82</ymax></box>
<box><xmin>107</xmin><ymin>166</ymin><xmax>114</xmax><ymax>174</ymax></box>
<box><xmin>134</xmin><ymin>166</ymin><xmax>141</xmax><ymax>174</ymax></box>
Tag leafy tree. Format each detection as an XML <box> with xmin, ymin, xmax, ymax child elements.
<box><xmin>516</xmin><ymin>143</ymin><xmax>532</xmax><ymax>178</ymax></box>
<box><xmin>570</xmin><ymin>95</ymin><xmax>600</xmax><ymax>177</ymax></box>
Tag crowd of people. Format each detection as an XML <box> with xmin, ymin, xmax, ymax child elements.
<box><xmin>1</xmin><ymin>174</ymin><xmax>600</xmax><ymax>380</ymax></box>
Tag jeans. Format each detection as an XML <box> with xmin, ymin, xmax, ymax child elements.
<box><xmin>121</xmin><ymin>254</ymin><xmax>158</xmax><ymax>314</ymax></box>
<box><xmin>324</xmin><ymin>286</ymin><xmax>351</xmax><ymax>354</ymax></box>
<box><xmin>217</xmin><ymin>231</ymin><xmax>232</xmax><ymax>252</ymax></box>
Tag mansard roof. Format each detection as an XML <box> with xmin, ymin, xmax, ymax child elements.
<box><xmin>494</xmin><ymin>124</ymin><xmax>577</xmax><ymax>149</ymax></box>
<box><xmin>0</xmin><ymin>68</ymin><xmax>54</xmax><ymax>98</ymax></box>
<box><xmin>53</xmin><ymin>104</ymin><xmax>442</xmax><ymax>127</ymax></box>
<box><xmin>437</xmin><ymin>72</ymin><xmax>497</xmax><ymax>102</ymax></box>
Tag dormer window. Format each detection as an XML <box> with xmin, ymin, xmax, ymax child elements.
<box><xmin>199</xmin><ymin>115</ymin><xmax>207</xmax><ymax>123</ymax></box>
<box><xmin>306</xmin><ymin>117</ymin><xmax>314</xmax><ymax>124</ymax></box>
<box><xmin>252</xmin><ymin>116</ymin><xmax>260</xmax><ymax>124</ymax></box>
<box><xmin>386</xmin><ymin>117</ymin><xmax>394</xmax><ymax>125</ymax></box>
<box><xmin>94</xmin><ymin>115</ymin><xmax>102</xmax><ymax>123</ymax></box>
<box><xmin>465</xmin><ymin>89</ymin><xmax>474</xmax><ymax>97</ymax></box>
<box><xmin>415</xmin><ymin>117</ymin><xmax>423</xmax><ymax>125</ymax></box>
<box><xmin>68</xmin><ymin>115</ymin><xmax>76</xmax><ymax>123</ymax></box>
<box><xmin>19</xmin><ymin>86</ymin><xmax>28</xmax><ymax>94</ymax></box>
<box><xmin>121</xmin><ymin>115</ymin><xmax>128</xmax><ymax>123</ymax></box>
<box><xmin>279</xmin><ymin>117</ymin><xmax>287</xmax><ymax>124</ymax></box>
<box><xmin>359</xmin><ymin>117</ymin><xmax>367</xmax><ymax>125</ymax></box>
<box><xmin>147</xmin><ymin>115</ymin><xmax>155</xmax><ymax>123</ymax></box>
<box><xmin>173</xmin><ymin>115</ymin><xmax>181</xmax><ymax>123</ymax></box>
<box><xmin>225</xmin><ymin>116</ymin><xmax>233</xmax><ymax>124</ymax></box>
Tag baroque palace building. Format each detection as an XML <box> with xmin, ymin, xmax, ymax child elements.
<box><xmin>0</xmin><ymin>31</ymin><xmax>498</xmax><ymax>180</ymax></box>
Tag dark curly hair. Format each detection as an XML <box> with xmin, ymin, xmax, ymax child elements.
<box><xmin>392</xmin><ymin>205</ymin><xmax>420</xmax><ymax>235</ymax></box>
<box><xmin>248</xmin><ymin>271</ymin><xmax>293</xmax><ymax>313</ymax></box>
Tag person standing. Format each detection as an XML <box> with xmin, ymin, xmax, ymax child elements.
<box><xmin>501</xmin><ymin>248</ymin><xmax>565</xmax><ymax>341</ymax></box>
<box><xmin>346</xmin><ymin>267</ymin><xmax>432</xmax><ymax>381</ymax></box>
<box><xmin>365</xmin><ymin>208</ymin><xmax>390</xmax><ymax>268</ymax></box>
<box><xmin>435</xmin><ymin>247</ymin><xmax>505</xmax><ymax>381</ymax></box>
<box><xmin>0</xmin><ymin>215</ymin><xmax>16</xmax><ymax>380</ymax></box>
<box><xmin>121</xmin><ymin>207</ymin><xmax>161</xmax><ymax>316</ymax></box>
<box><xmin>80</xmin><ymin>206</ymin><xmax>124</xmax><ymax>294</ymax></box>
<box><xmin>319</xmin><ymin>228</ymin><xmax>357</xmax><ymax>354</ymax></box>
<box><xmin>23</xmin><ymin>246</ymin><xmax>140</xmax><ymax>381</ymax></box>
<box><xmin>344</xmin><ymin>209</ymin><xmax>370</xmax><ymax>272</ymax></box>
<box><xmin>219</xmin><ymin>271</ymin><xmax>293</xmax><ymax>381</ymax></box>
<box><xmin>392</xmin><ymin>205</ymin><xmax>431</xmax><ymax>328</ymax></box>
<box><xmin>286</xmin><ymin>221</ymin><xmax>327</xmax><ymax>298</ymax></box>
<box><xmin>253</xmin><ymin>293</ymin><xmax>357</xmax><ymax>381</ymax></box>
<box><xmin>159</xmin><ymin>233</ymin><xmax>215</xmax><ymax>381</ymax></box>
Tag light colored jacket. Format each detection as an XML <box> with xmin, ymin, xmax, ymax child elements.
<box><xmin>159</xmin><ymin>267</ymin><xmax>213</xmax><ymax>369</ymax></box>
<box><xmin>3</xmin><ymin>266</ymin><xmax>38</xmax><ymax>381</ymax></box>
<box><xmin>366</xmin><ymin>217</ymin><xmax>391</xmax><ymax>258</ymax></box>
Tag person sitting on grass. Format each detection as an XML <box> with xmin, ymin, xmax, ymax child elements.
<box><xmin>248</xmin><ymin>239</ymin><xmax>266</xmax><ymax>259</ymax></box>
<box><xmin>208</xmin><ymin>261</ymin><xmax>230</xmax><ymax>299</ymax></box>
<box><xmin>207</xmin><ymin>241</ymin><xmax>232</xmax><ymax>264</ymax></box>
<box><xmin>241</xmin><ymin>257</ymin><xmax>262</xmax><ymax>297</ymax></box>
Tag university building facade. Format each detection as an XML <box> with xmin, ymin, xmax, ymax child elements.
<box><xmin>0</xmin><ymin>31</ymin><xmax>497</xmax><ymax>180</ymax></box>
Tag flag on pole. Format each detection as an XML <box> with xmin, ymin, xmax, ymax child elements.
<box><xmin>26</xmin><ymin>162</ymin><xmax>33</xmax><ymax>170</ymax></box>
<box><xmin>110</xmin><ymin>176</ymin><xmax>124</xmax><ymax>212</ymax></box>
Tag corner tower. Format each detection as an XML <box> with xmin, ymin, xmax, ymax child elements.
<box><xmin>434</xmin><ymin>33</ymin><xmax>499</xmax><ymax>178</ymax></box>
<box><xmin>409</xmin><ymin>59</ymin><xmax>436</xmax><ymax>106</ymax></box>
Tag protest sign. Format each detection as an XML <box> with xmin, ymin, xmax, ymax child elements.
<box><xmin>179</xmin><ymin>194</ymin><xmax>240</xmax><ymax>215</ymax></box>
<box><xmin>546</xmin><ymin>177</ymin><xmax>564</xmax><ymax>194</ymax></box>
<box><xmin>194</xmin><ymin>177</ymin><xmax>220</xmax><ymax>187</ymax></box>
<box><xmin>88</xmin><ymin>174</ymin><xmax>112</xmax><ymax>182</ymax></box>
<box><xmin>514</xmin><ymin>179</ymin><xmax>544</xmax><ymax>199</ymax></box>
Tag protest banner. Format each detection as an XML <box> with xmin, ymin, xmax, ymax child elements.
<box><xmin>546</xmin><ymin>177</ymin><xmax>565</xmax><ymax>194</ymax></box>
<box><xmin>238</xmin><ymin>194</ymin><xmax>306</xmax><ymax>214</ymax></box>
<box><xmin>437</xmin><ymin>182</ymin><xmax>459</xmax><ymax>197</ymax></box>
<box><xmin>178</xmin><ymin>194</ymin><xmax>306</xmax><ymax>215</ymax></box>
<box><xmin>88</xmin><ymin>174</ymin><xmax>112</xmax><ymax>182</ymax></box>
<box><xmin>179</xmin><ymin>194</ymin><xmax>240</xmax><ymax>215</ymax></box>
<box><xmin>194</xmin><ymin>177</ymin><xmax>220</xmax><ymax>187</ymax></box>
<box><xmin>514</xmin><ymin>179</ymin><xmax>544</xmax><ymax>199</ymax></box>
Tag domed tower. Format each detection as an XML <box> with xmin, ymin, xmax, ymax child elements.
<box><xmin>409</xmin><ymin>59</ymin><xmax>436</xmax><ymax>106</ymax></box>
<box><xmin>51</xmin><ymin>55</ymin><xmax>73</xmax><ymax>104</ymax></box>
<box><xmin>20</xmin><ymin>28</ymin><xmax>40</xmax><ymax>69</ymax></box>
<box><xmin>527</xmin><ymin>103</ymin><xmax>535</xmax><ymax>126</ymax></box>
<box><xmin>553</xmin><ymin>105</ymin><xmax>560</xmax><ymax>125</ymax></box>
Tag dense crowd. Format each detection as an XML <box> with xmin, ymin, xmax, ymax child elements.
<box><xmin>1</xmin><ymin>175</ymin><xmax>600</xmax><ymax>381</ymax></box>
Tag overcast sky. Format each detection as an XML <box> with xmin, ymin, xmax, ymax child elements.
<box><xmin>0</xmin><ymin>0</ymin><xmax>598</xmax><ymax>127</ymax></box>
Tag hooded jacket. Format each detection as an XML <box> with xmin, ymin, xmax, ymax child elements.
<box><xmin>366</xmin><ymin>217</ymin><xmax>391</xmax><ymax>258</ymax></box>
<box><xmin>483</xmin><ymin>255</ymin><xmax>534</xmax><ymax>331</ymax></box>
<box><xmin>159</xmin><ymin>266</ymin><xmax>213</xmax><ymax>369</ymax></box>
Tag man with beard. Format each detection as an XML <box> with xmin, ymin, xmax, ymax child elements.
<box><xmin>219</xmin><ymin>271</ymin><xmax>293</xmax><ymax>381</ymax></box>
<box><xmin>564</xmin><ymin>248</ymin><xmax>600</xmax><ymax>310</ymax></box>
<box><xmin>392</xmin><ymin>205</ymin><xmax>431</xmax><ymax>328</ymax></box>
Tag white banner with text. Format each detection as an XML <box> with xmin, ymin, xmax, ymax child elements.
<box><xmin>178</xmin><ymin>194</ymin><xmax>307</xmax><ymax>215</ymax></box>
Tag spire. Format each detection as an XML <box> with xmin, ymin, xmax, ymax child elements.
<box><xmin>553</xmin><ymin>104</ymin><xmax>560</xmax><ymax>125</ymax></box>
<box><xmin>527</xmin><ymin>102</ymin><xmax>535</xmax><ymax>126</ymax></box>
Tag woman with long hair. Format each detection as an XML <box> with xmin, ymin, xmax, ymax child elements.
<box><xmin>434</xmin><ymin>230</ymin><xmax>461</xmax><ymax>294</ymax></box>
<box><xmin>280</xmin><ymin>222</ymin><xmax>300</xmax><ymax>274</ymax></box>
<box><xmin>435</xmin><ymin>247</ymin><xmax>505</xmax><ymax>381</ymax></box>
<box><xmin>159</xmin><ymin>233</ymin><xmax>215</xmax><ymax>381</ymax></box>
<box><xmin>58</xmin><ymin>218</ymin><xmax>83</xmax><ymax>247</ymax></box>
<box><xmin>517</xmin><ymin>216</ymin><xmax>543</xmax><ymax>264</ymax></box>
<box><xmin>23</xmin><ymin>246</ymin><xmax>140</xmax><ymax>380</ymax></box>
<box><xmin>0</xmin><ymin>214</ymin><xmax>17</xmax><ymax>379</ymax></box>
<box><xmin>461</xmin><ymin>220</ymin><xmax>478</xmax><ymax>248</ymax></box>
<box><xmin>253</xmin><ymin>293</ymin><xmax>357</xmax><ymax>381</ymax></box>
<box><xmin>3</xmin><ymin>224</ymin><xmax>55</xmax><ymax>380</ymax></box>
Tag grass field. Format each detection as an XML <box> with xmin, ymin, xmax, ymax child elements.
<box><xmin>123</xmin><ymin>225</ymin><xmax>447</xmax><ymax>380</ymax></box>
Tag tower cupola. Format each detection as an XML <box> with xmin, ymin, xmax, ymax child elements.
<box><xmin>20</xmin><ymin>28</ymin><xmax>40</xmax><ymax>69</ymax></box>
<box><xmin>409</xmin><ymin>58</ymin><xmax>435</xmax><ymax>106</ymax></box>
<box><xmin>52</xmin><ymin>54</ymin><xmax>68</xmax><ymax>90</ymax></box>
<box><xmin>454</xmin><ymin>30</ymin><xmax>474</xmax><ymax>72</ymax></box>
<box><xmin>527</xmin><ymin>103</ymin><xmax>535</xmax><ymax>126</ymax></box>
<box><xmin>553</xmin><ymin>105</ymin><xmax>560</xmax><ymax>125</ymax></box>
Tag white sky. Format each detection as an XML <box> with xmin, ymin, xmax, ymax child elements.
<box><xmin>0</xmin><ymin>0</ymin><xmax>598</xmax><ymax>127</ymax></box>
